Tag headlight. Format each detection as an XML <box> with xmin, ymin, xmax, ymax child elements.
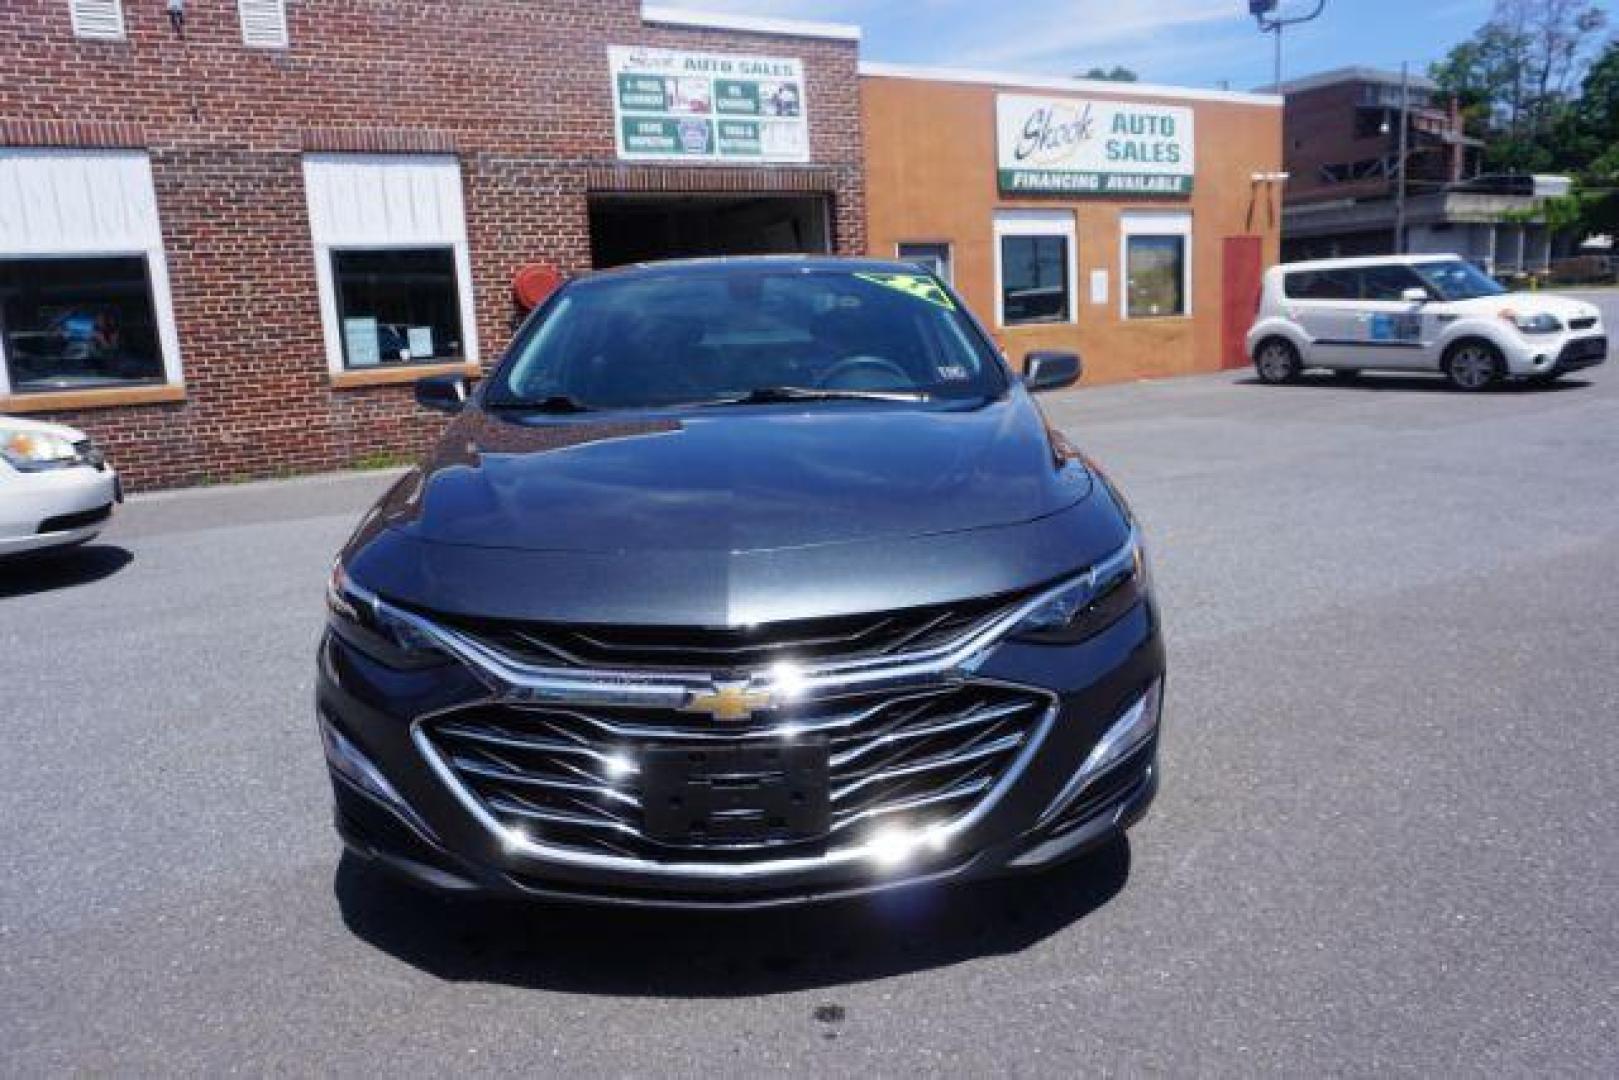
<box><xmin>1503</xmin><ymin>311</ymin><xmax>1562</xmax><ymax>335</ymax></box>
<box><xmin>327</xmin><ymin>562</ymin><xmax>449</xmax><ymax>669</ymax></box>
<box><xmin>0</xmin><ymin>427</ymin><xmax>84</xmax><ymax>472</ymax></box>
<box><xmin>1012</xmin><ymin>530</ymin><xmax>1148</xmax><ymax>644</ymax></box>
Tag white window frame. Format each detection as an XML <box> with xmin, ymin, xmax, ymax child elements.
<box><xmin>237</xmin><ymin>0</ymin><xmax>289</xmax><ymax>49</ymax></box>
<box><xmin>1119</xmin><ymin>210</ymin><xmax>1193</xmax><ymax>321</ymax></box>
<box><xmin>992</xmin><ymin>209</ymin><xmax>1078</xmax><ymax>329</ymax></box>
<box><xmin>302</xmin><ymin>154</ymin><xmax>479</xmax><ymax>377</ymax></box>
<box><xmin>0</xmin><ymin>149</ymin><xmax>184</xmax><ymax>398</ymax></box>
<box><xmin>895</xmin><ymin>241</ymin><xmax>954</xmax><ymax>285</ymax></box>
<box><xmin>69</xmin><ymin>0</ymin><xmax>125</xmax><ymax>40</ymax></box>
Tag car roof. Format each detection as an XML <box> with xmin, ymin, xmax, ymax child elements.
<box><xmin>577</xmin><ymin>255</ymin><xmax>934</xmax><ymax>282</ymax></box>
<box><xmin>1273</xmin><ymin>254</ymin><xmax>1464</xmax><ymax>273</ymax></box>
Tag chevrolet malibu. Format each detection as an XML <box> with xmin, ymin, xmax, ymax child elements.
<box><xmin>319</xmin><ymin>257</ymin><xmax>1164</xmax><ymax>908</ymax></box>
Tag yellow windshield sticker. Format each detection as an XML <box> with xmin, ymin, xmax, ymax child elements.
<box><xmin>853</xmin><ymin>272</ymin><xmax>956</xmax><ymax>310</ymax></box>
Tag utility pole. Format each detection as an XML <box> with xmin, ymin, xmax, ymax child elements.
<box><xmin>1393</xmin><ymin>62</ymin><xmax>1410</xmax><ymax>254</ymax></box>
<box><xmin>1249</xmin><ymin>1</ymin><xmax>1327</xmax><ymax>89</ymax></box>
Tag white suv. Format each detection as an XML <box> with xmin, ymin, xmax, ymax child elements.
<box><xmin>1247</xmin><ymin>255</ymin><xmax>1608</xmax><ymax>390</ymax></box>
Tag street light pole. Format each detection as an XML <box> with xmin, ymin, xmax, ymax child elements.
<box><xmin>1273</xmin><ymin>22</ymin><xmax>1282</xmax><ymax>90</ymax></box>
<box><xmin>1393</xmin><ymin>61</ymin><xmax>1410</xmax><ymax>254</ymax></box>
<box><xmin>1249</xmin><ymin>0</ymin><xmax>1327</xmax><ymax>89</ymax></box>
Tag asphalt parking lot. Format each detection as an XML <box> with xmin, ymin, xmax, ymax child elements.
<box><xmin>5</xmin><ymin>293</ymin><xmax>1617</xmax><ymax>1075</ymax></box>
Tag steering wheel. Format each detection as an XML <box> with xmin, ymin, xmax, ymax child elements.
<box><xmin>815</xmin><ymin>355</ymin><xmax>913</xmax><ymax>390</ymax></box>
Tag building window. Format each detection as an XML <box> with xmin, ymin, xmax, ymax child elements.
<box><xmin>897</xmin><ymin>242</ymin><xmax>953</xmax><ymax>284</ymax></box>
<box><xmin>0</xmin><ymin>257</ymin><xmax>165</xmax><ymax>392</ymax></box>
<box><xmin>69</xmin><ymin>0</ymin><xmax>125</xmax><ymax>39</ymax></box>
<box><xmin>1121</xmin><ymin>211</ymin><xmax>1192</xmax><ymax>319</ymax></box>
<box><xmin>332</xmin><ymin>249</ymin><xmax>465</xmax><ymax>367</ymax></box>
<box><xmin>303</xmin><ymin>154</ymin><xmax>479</xmax><ymax>377</ymax></box>
<box><xmin>994</xmin><ymin>210</ymin><xmax>1076</xmax><ymax>327</ymax></box>
<box><xmin>238</xmin><ymin>0</ymin><xmax>289</xmax><ymax>49</ymax></box>
<box><xmin>0</xmin><ymin>149</ymin><xmax>183</xmax><ymax>403</ymax></box>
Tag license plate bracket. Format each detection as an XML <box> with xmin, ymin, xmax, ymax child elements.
<box><xmin>641</xmin><ymin>741</ymin><xmax>830</xmax><ymax>844</ymax></box>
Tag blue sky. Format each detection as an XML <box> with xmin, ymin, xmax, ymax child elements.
<box><xmin>684</xmin><ymin>0</ymin><xmax>1585</xmax><ymax>91</ymax></box>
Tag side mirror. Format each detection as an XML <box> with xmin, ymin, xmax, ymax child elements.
<box><xmin>415</xmin><ymin>374</ymin><xmax>468</xmax><ymax>415</ymax></box>
<box><xmin>1401</xmin><ymin>286</ymin><xmax>1430</xmax><ymax>303</ymax></box>
<box><xmin>1023</xmin><ymin>350</ymin><xmax>1082</xmax><ymax>393</ymax></box>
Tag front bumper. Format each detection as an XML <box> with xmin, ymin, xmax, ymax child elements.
<box><xmin>317</xmin><ymin>596</ymin><xmax>1165</xmax><ymax>909</ymax></box>
<box><xmin>1505</xmin><ymin>331</ymin><xmax>1608</xmax><ymax>376</ymax></box>
<box><xmin>0</xmin><ymin>462</ymin><xmax>121</xmax><ymax>555</ymax></box>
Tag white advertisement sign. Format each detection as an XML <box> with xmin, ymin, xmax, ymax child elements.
<box><xmin>996</xmin><ymin>93</ymin><xmax>1195</xmax><ymax>196</ymax></box>
<box><xmin>610</xmin><ymin>46</ymin><xmax>809</xmax><ymax>163</ymax></box>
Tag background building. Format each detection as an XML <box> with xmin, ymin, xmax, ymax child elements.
<box><xmin>3</xmin><ymin>2</ymin><xmax>1284</xmax><ymax>490</ymax></box>
<box><xmin>1278</xmin><ymin>66</ymin><xmax>1561</xmax><ymax>274</ymax></box>
<box><xmin>0</xmin><ymin>1</ymin><xmax>864</xmax><ymax>488</ymax></box>
<box><xmin>863</xmin><ymin>68</ymin><xmax>1283</xmax><ymax>384</ymax></box>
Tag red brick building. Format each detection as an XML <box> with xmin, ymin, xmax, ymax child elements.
<box><xmin>0</xmin><ymin>1</ymin><xmax>864</xmax><ymax>488</ymax></box>
<box><xmin>1278</xmin><ymin>67</ymin><xmax>1560</xmax><ymax>276</ymax></box>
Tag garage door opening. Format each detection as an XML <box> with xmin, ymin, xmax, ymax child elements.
<box><xmin>588</xmin><ymin>194</ymin><xmax>830</xmax><ymax>268</ymax></box>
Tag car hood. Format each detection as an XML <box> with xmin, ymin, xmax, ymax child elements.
<box><xmin>1445</xmin><ymin>292</ymin><xmax>1603</xmax><ymax>322</ymax></box>
<box><xmin>368</xmin><ymin>395</ymin><xmax>1093</xmax><ymax>556</ymax></box>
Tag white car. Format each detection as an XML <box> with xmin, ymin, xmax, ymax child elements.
<box><xmin>1</xmin><ymin>415</ymin><xmax>121</xmax><ymax>556</ymax></box>
<box><xmin>1247</xmin><ymin>255</ymin><xmax>1609</xmax><ymax>390</ymax></box>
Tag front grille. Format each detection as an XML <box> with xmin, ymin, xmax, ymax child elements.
<box><xmin>1560</xmin><ymin>335</ymin><xmax>1608</xmax><ymax>362</ymax></box>
<box><xmin>1569</xmin><ymin>317</ymin><xmax>1597</xmax><ymax>331</ymax></box>
<box><xmin>433</xmin><ymin>591</ymin><xmax>1032</xmax><ymax>672</ymax></box>
<box><xmin>422</xmin><ymin>682</ymin><xmax>1052</xmax><ymax>863</ymax></box>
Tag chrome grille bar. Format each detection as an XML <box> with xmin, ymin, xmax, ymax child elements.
<box><xmin>830</xmin><ymin>732</ymin><xmax>1026</xmax><ymax>802</ymax></box>
<box><xmin>420</xmin><ymin>680</ymin><xmax>1055</xmax><ymax>873</ymax></box>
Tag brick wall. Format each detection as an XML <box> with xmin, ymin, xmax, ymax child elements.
<box><xmin>0</xmin><ymin>0</ymin><xmax>865</xmax><ymax>488</ymax></box>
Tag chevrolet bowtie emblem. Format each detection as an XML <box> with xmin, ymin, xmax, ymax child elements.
<box><xmin>681</xmin><ymin>681</ymin><xmax>773</xmax><ymax>721</ymax></box>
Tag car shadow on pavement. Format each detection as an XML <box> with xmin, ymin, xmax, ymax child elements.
<box><xmin>1233</xmin><ymin>373</ymin><xmax>1593</xmax><ymax>394</ymax></box>
<box><xmin>334</xmin><ymin>839</ymin><xmax>1130</xmax><ymax>996</ymax></box>
<box><xmin>0</xmin><ymin>543</ymin><xmax>133</xmax><ymax>599</ymax></box>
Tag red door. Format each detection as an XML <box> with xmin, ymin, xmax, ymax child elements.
<box><xmin>1221</xmin><ymin>236</ymin><xmax>1264</xmax><ymax>370</ymax></box>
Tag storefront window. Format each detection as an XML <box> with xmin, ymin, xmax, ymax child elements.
<box><xmin>1122</xmin><ymin>212</ymin><xmax>1192</xmax><ymax>320</ymax></box>
<box><xmin>331</xmin><ymin>248</ymin><xmax>465</xmax><ymax>368</ymax></box>
<box><xmin>304</xmin><ymin>154</ymin><xmax>478</xmax><ymax>378</ymax></box>
<box><xmin>1125</xmin><ymin>236</ymin><xmax>1186</xmax><ymax>318</ymax></box>
<box><xmin>0</xmin><ymin>256</ymin><xmax>166</xmax><ymax>392</ymax></box>
<box><xmin>1000</xmin><ymin>235</ymin><xmax>1071</xmax><ymax>325</ymax></box>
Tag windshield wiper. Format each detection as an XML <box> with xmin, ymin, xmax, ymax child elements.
<box><xmin>700</xmin><ymin>386</ymin><xmax>929</xmax><ymax>407</ymax></box>
<box><xmin>486</xmin><ymin>393</ymin><xmax>596</xmax><ymax>413</ymax></box>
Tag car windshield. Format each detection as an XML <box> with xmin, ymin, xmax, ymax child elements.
<box><xmin>1412</xmin><ymin>259</ymin><xmax>1507</xmax><ymax>301</ymax></box>
<box><xmin>487</xmin><ymin>266</ymin><xmax>1006</xmax><ymax>410</ymax></box>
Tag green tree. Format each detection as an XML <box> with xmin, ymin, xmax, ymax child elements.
<box><xmin>1558</xmin><ymin>39</ymin><xmax>1619</xmax><ymax>175</ymax></box>
<box><xmin>1078</xmin><ymin>66</ymin><xmax>1138</xmax><ymax>83</ymax></box>
<box><xmin>1430</xmin><ymin>0</ymin><xmax>1609</xmax><ymax>172</ymax></box>
<box><xmin>1551</xmin><ymin>41</ymin><xmax>1619</xmax><ymax>236</ymax></box>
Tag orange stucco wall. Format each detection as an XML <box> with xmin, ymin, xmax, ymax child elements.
<box><xmin>861</xmin><ymin>76</ymin><xmax>1284</xmax><ymax>385</ymax></box>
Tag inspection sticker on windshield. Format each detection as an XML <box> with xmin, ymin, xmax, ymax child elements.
<box><xmin>854</xmin><ymin>272</ymin><xmax>956</xmax><ymax>310</ymax></box>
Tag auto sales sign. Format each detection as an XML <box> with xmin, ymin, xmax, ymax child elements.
<box><xmin>996</xmin><ymin>94</ymin><xmax>1194</xmax><ymax>196</ymax></box>
<box><xmin>610</xmin><ymin>46</ymin><xmax>809</xmax><ymax>163</ymax></box>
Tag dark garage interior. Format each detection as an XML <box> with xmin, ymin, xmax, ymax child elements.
<box><xmin>588</xmin><ymin>193</ymin><xmax>831</xmax><ymax>268</ymax></box>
